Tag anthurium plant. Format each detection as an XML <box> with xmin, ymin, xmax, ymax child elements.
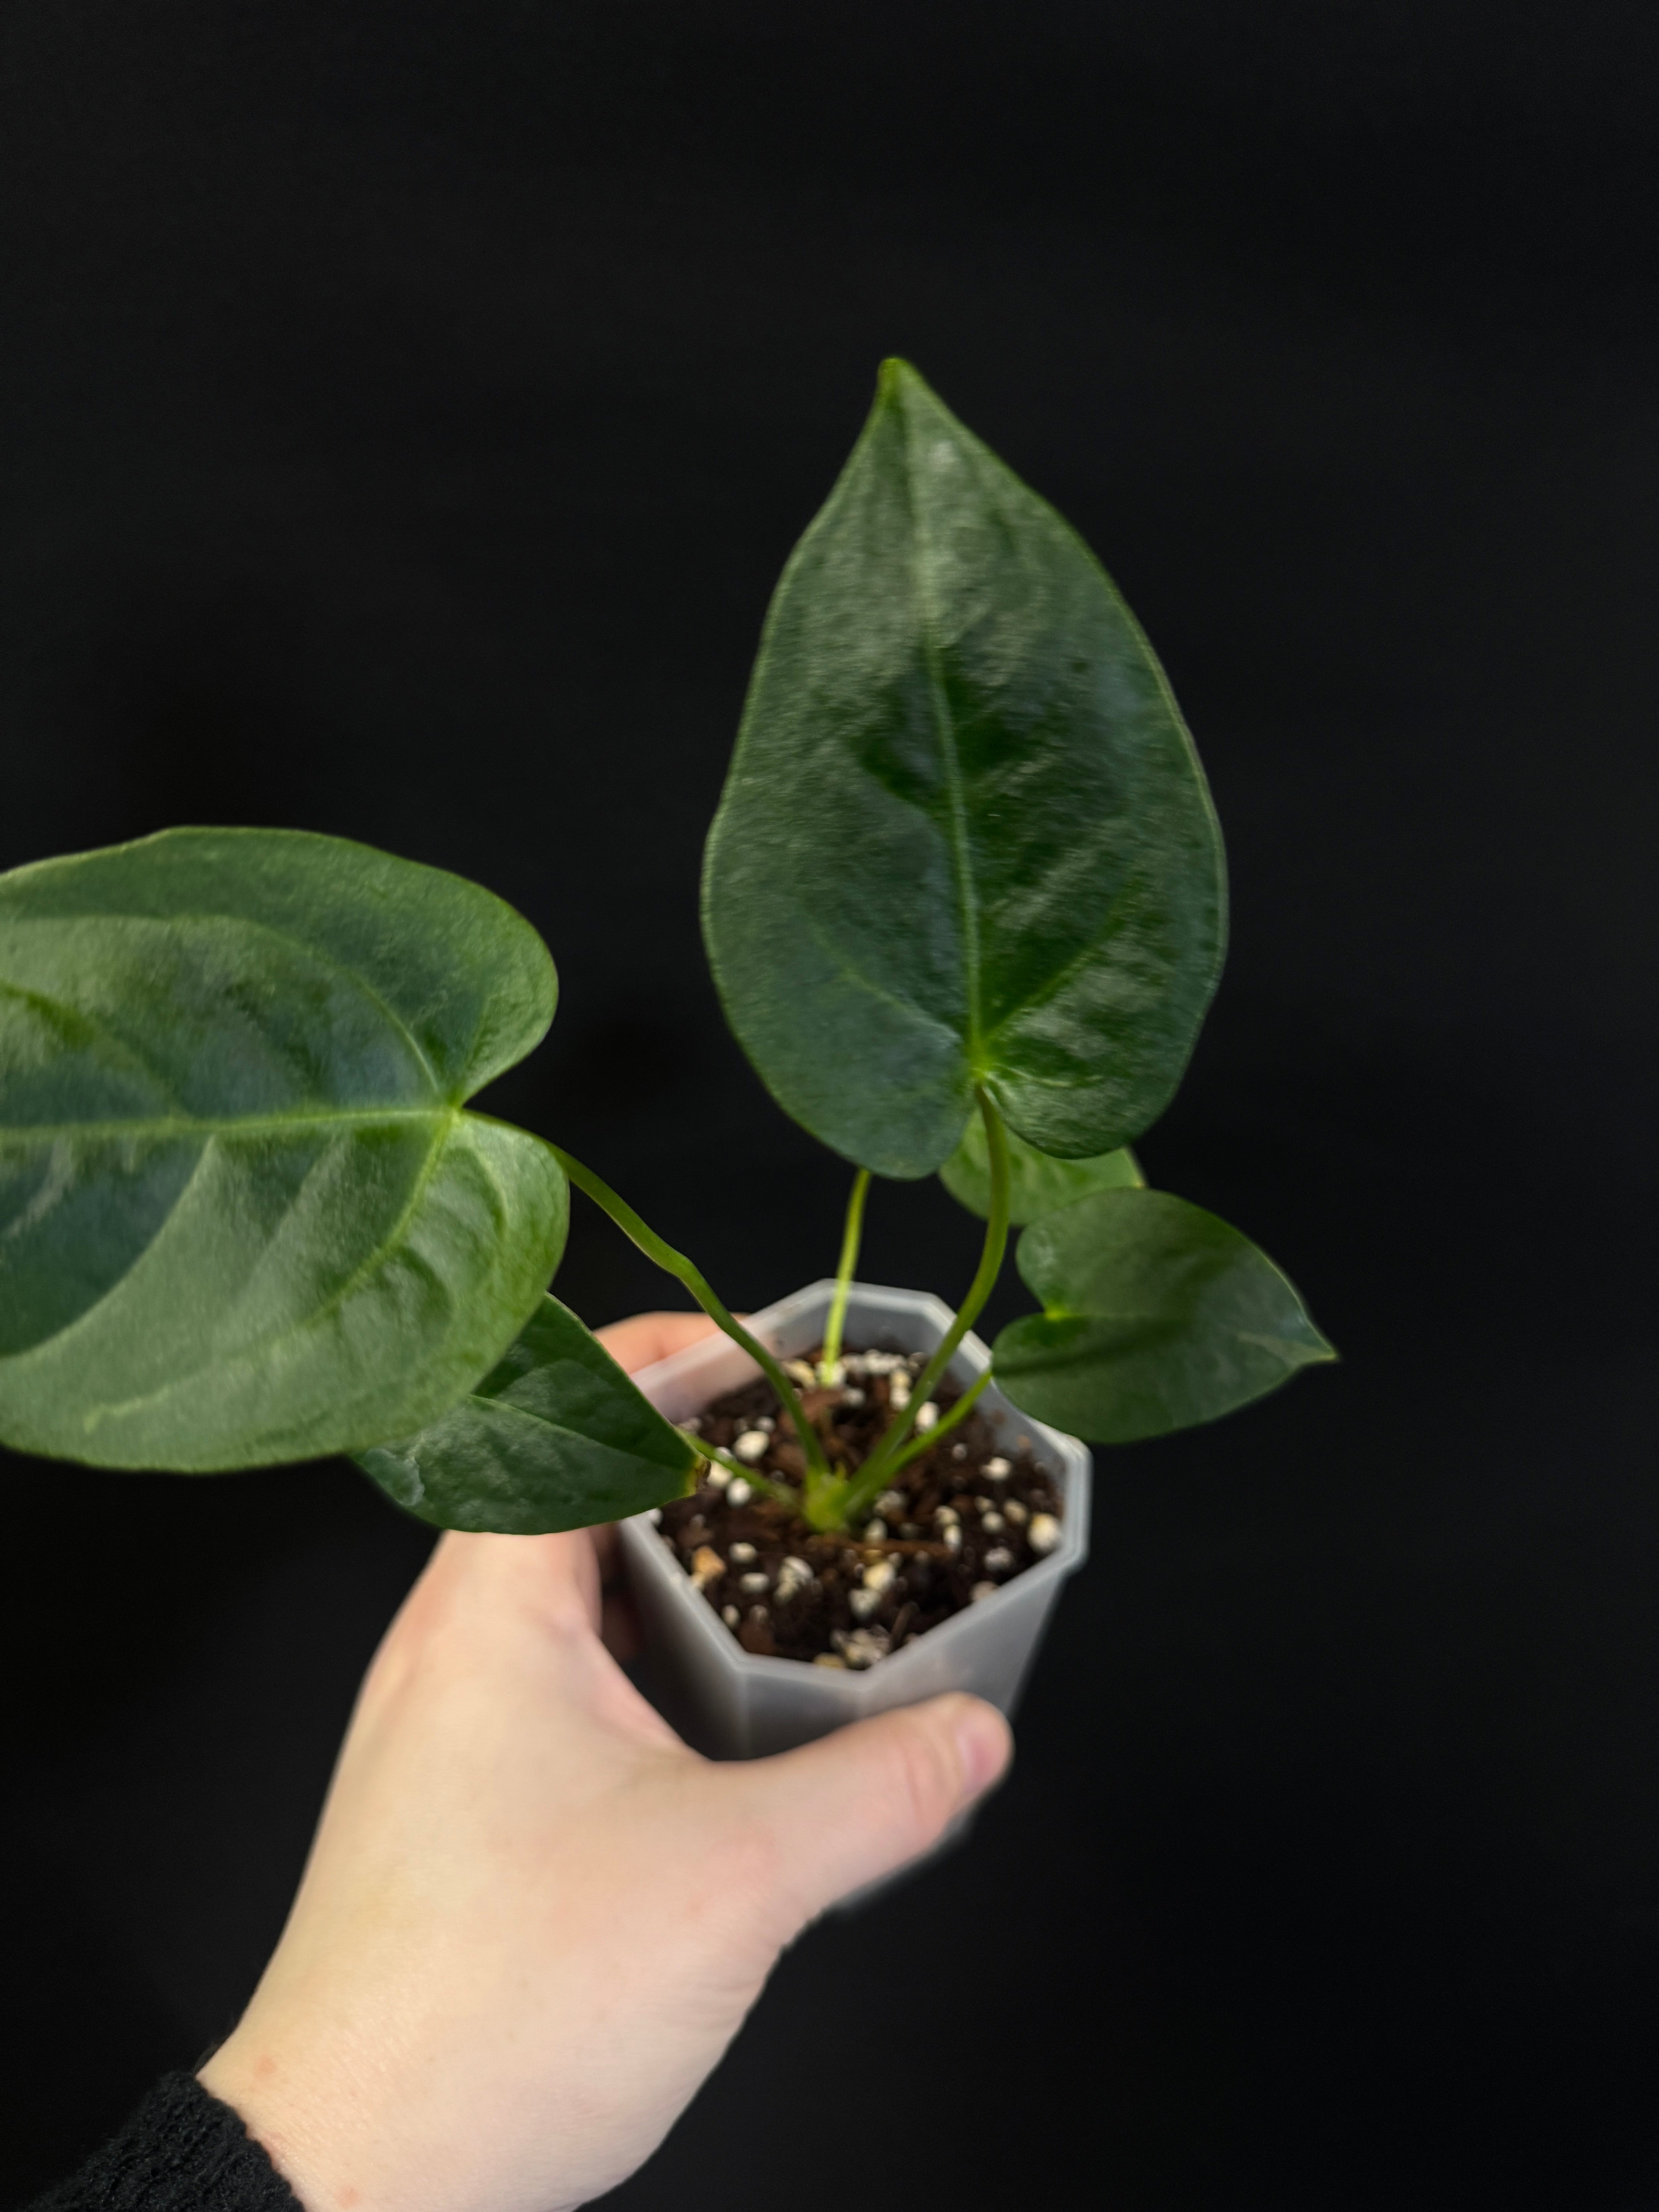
<box><xmin>0</xmin><ymin>361</ymin><xmax>1333</xmax><ymax>1539</ymax></box>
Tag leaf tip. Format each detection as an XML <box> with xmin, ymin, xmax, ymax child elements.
<box><xmin>1286</xmin><ymin>1327</ymin><xmax>1339</xmax><ymax>1373</ymax></box>
<box><xmin>875</xmin><ymin>356</ymin><xmax>936</xmax><ymax>419</ymax></box>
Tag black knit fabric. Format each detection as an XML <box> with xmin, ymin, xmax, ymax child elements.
<box><xmin>25</xmin><ymin>2074</ymin><xmax>303</xmax><ymax>2212</ymax></box>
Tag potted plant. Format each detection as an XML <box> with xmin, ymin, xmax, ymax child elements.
<box><xmin>0</xmin><ymin>360</ymin><xmax>1333</xmax><ymax>1766</ymax></box>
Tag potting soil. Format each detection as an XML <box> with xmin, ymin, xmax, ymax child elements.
<box><xmin>653</xmin><ymin>1347</ymin><xmax>1063</xmax><ymax>1668</ymax></box>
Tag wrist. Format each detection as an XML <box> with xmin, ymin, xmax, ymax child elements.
<box><xmin>199</xmin><ymin>2031</ymin><xmax>384</xmax><ymax>2212</ymax></box>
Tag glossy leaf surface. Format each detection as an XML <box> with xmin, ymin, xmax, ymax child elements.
<box><xmin>0</xmin><ymin>828</ymin><xmax>567</xmax><ymax>1470</ymax></box>
<box><xmin>941</xmin><ymin>1114</ymin><xmax>1143</xmax><ymax>1224</ymax></box>
<box><xmin>993</xmin><ymin>1188</ymin><xmax>1334</xmax><ymax>1442</ymax></box>
<box><xmin>703</xmin><ymin>358</ymin><xmax>1226</xmax><ymax>1178</ymax></box>
<box><xmin>357</xmin><ymin>1295</ymin><xmax>697</xmax><ymax>1532</ymax></box>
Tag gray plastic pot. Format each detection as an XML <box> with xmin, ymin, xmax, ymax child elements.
<box><xmin>620</xmin><ymin>1278</ymin><xmax>1091</xmax><ymax>1761</ymax></box>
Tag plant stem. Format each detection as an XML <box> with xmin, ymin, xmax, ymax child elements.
<box><xmin>819</xmin><ymin>1166</ymin><xmax>871</xmax><ymax>1380</ymax></box>
<box><xmin>841</xmin><ymin>1088</ymin><xmax>1011</xmax><ymax>1520</ymax></box>
<box><xmin>684</xmin><ymin>1434</ymin><xmax>801</xmax><ymax>1511</ymax></box>
<box><xmin>551</xmin><ymin>1145</ymin><xmax>831</xmax><ymax>1485</ymax></box>
<box><xmin>854</xmin><ymin>1364</ymin><xmax>993</xmax><ymax>1493</ymax></box>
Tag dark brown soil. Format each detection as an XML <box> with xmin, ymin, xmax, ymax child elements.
<box><xmin>653</xmin><ymin>1344</ymin><xmax>1063</xmax><ymax>1668</ymax></box>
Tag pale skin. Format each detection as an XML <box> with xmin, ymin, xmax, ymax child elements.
<box><xmin>200</xmin><ymin>1312</ymin><xmax>1014</xmax><ymax>2212</ymax></box>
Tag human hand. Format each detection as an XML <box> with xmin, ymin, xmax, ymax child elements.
<box><xmin>199</xmin><ymin>1311</ymin><xmax>1013</xmax><ymax>2212</ymax></box>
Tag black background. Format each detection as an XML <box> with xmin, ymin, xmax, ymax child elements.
<box><xmin>2</xmin><ymin>4</ymin><xmax>1655</xmax><ymax>2205</ymax></box>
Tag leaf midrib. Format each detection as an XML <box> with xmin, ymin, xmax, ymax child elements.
<box><xmin>904</xmin><ymin>408</ymin><xmax>985</xmax><ymax>1071</ymax></box>
<box><xmin>452</xmin><ymin>1389</ymin><xmax>690</xmax><ymax>1475</ymax></box>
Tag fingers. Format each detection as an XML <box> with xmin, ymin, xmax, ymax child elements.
<box><xmin>420</xmin><ymin>1527</ymin><xmax>606</xmax><ymax>1635</ymax></box>
<box><xmin>596</xmin><ymin>1309</ymin><xmax>724</xmax><ymax>1376</ymax></box>
<box><xmin>589</xmin><ymin>1308</ymin><xmax>725</xmax><ymax>1631</ymax></box>
<box><xmin>369</xmin><ymin>1527</ymin><xmax>686</xmax><ymax>1761</ymax></box>
<box><xmin>727</xmin><ymin>1694</ymin><xmax>1013</xmax><ymax>1930</ymax></box>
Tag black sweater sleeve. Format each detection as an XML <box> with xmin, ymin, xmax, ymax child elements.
<box><xmin>24</xmin><ymin>2074</ymin><xmax>304</xmax><ymax>2212</ymax></box>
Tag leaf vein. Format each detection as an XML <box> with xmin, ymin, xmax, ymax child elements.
<box><xmin>75</xmin><ymin>1110</ymin><xmax>465</xmax><ymax>1428</ymax></box>
<box><xmin>0</xmin><ymin>1108</ymin><xmax>446</xmax><ymax>1145</ymax></box>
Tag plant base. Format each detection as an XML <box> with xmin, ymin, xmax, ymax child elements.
<box><xmin>621</xmin><ymin>1280</ymin><xmax>1091</xmax><ymax>1763</ymax></box>
<box><xmin>657</xmin><ymin>1357</ymin><xmax>1064</xmax><ymax>1665</ymax></box>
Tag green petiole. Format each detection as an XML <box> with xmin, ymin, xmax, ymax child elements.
<box><xmin>551</xmin><ymin>1145</ymin><xmax>833</xmax><ymax>1485</ymax></box>
<box><xmin>841</xmin><ymin>1364</ymin><xmax>994</xmax><ymax>1517</ymax></box>
<box><xmin>819</xmin><ymin>1166</ymin><xmax>870</xmax><ymax>1381</ymax></box>
<box><xmin>846</xmin><ymin>1088</ymin><xmax>1011</xmax><ymax>1511</ymax></box>
<box><xmin>683</xmin><ymin>1434</ymin><xmax>802</xmax><ymax>1511</ymax></box>
<box><xmin>553</xmin><ymin>1101</ymin><xmax>1007</xmax><ymax>1533</ymax></box>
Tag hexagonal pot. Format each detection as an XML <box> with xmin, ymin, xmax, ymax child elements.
<box><xmin>619</xmin><ymin>1278</ymin><xmax>1091</xmax><ymax>1762</ymax></box>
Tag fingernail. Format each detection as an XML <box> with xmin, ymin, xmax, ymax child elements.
<box><xmin>951</xmin><ymin>1700</ymin><xmax>1011</xmax><ymax>1804</ymax></box>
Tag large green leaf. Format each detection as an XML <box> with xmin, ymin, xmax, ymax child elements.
<box><xmin>0</xmin><ymin>827</ymin><xmax>567</xmax><ymax>1470</ymax></box>
<box><xmin>356</xmin><ymin>1295</ymin><xmax>697</xmax><ymax>1532</ymax></box>
<box><xmin>993</xmin><ymin>1188</ymin><xmax>1334</xmax><ymax>1442</ymax></box>
<box><xmin>941</xmin><ymin>1113</ymin><xmax>1144</xmax><ymax>1225</ymax></box>
<box><xmin>702</xmin><ymin>358</ymin><xmax>1226</xmax><ymax>1178</ymax></box>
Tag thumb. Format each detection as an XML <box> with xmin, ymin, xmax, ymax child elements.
<box><xmin>729</xmin><ymin>1693</ymin><xmax>1013</xmax><ymax>1928</ymax></box>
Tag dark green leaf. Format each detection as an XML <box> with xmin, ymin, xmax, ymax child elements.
<box><xmin>356</xmin><ymin>1295</ymin><xmax>697</xmax><ymax>1532</ymax></box>
<box><xmin>941</xmin><ymin>1115</ymin><xmax>1144</xmax><ymax>1224</ymax></box>
<box><xmin>703</xmin><ymin>358</ymin><xmax>1226</xmax><ymax>1178</ymax></box>
<box><xmin>993</xmin><ymin>1188</ymin><xmax>1334</xmax><ymax>1442</ymax></box>
<box><xmin>0</xmin><ymin>827</ymin><xmax>567</xmax><ymax>1470</ymax></box>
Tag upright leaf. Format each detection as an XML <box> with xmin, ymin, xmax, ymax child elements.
<box><xmin>703</xmin><ymin>358</ymin><xmax>1226</xmax><ymax>1178</ymax></box>
<box><xmin>356</xmin><ymin>1294</ymin><xmax>697</xmax><ymax>1532</ymax></box>
<box><xmin>993</xmin><ymin>1188</ymin><xmax>1334</xmax><ymax>1442</ymax></box>
<box><xmin>0</xmin><ymin>827</ymin><xmax>567</xmax><ymax>1470</ymax></box>
<box><xmin>941</xmin><ymin>1114</ymin><xmax>1143</xmax><ymax>1224</ymax></box>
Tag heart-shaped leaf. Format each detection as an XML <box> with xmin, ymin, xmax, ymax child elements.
<box><xmin>356</xmin><ymin>1295</ymin><xmax>697</xmax><ymax>1532</ymax></box>
<box><xmin>993</xmin><ymin>1188</ymin><xmax>1334</xmax><ymax>1441</ymax></box>
<box><xmin>703</xmin><ymin>358</ymin><xmax>1226</xmax><ymax>1178</ymax></box>
<box><xmin>941</xmin><ymin>1113</ymin><xmax>1143</xmax><ymax>1224</ymax></box>
<box><xmin>0</xmin><ymin>827</ymin><xmax>567</xmax><ymax>1470</ymax></box>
